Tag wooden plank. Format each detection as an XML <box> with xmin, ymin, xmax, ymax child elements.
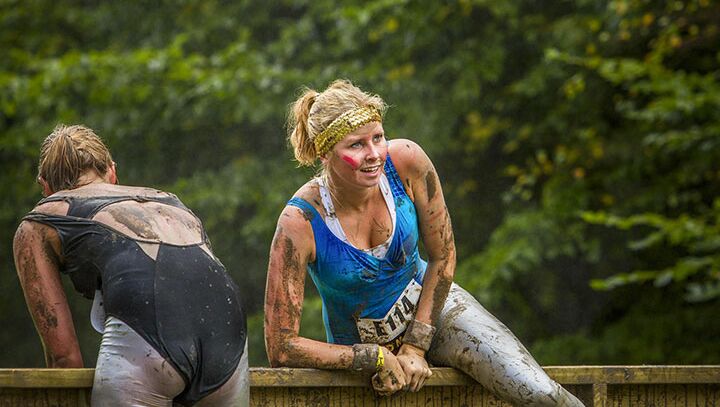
<box><xmin>0</xmin><ymin>369</ymin><xmax>94</xmax><ymax>388</ymax></box>
<box><xmin>593</xmin><ymin>383</ymin><xmax>607</xmax><ymax>407</ymax></box>
<box><xmin>2</xmin><ymin>367</ymin><xmax>718</xmax><ymax>389</ymax></box>
<box><xmin>0</xmin><ymin>388</ymin><xmax>90</xmax><ymax>407</ymax></box>
<box><xmin>249</xmin><ymin>367</ymin><xmax>476</xmax><ymax>387</ymax></box>
<box><xmin>545</xmin><ymin>366</ymin><xmax>720</xmax><ymax>385</ymax></box>
<box><xmin>1</xmin><ymin>383</ymin><xmax>717</xmax><ymax>406</ymax></box>
<box><xmin>250</xmin><ymin>366</ymin><xmax>720</xmax><ymax>387</ymax></box>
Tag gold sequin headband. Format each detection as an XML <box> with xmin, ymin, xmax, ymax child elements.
<box><xmin>313</xmin><ymin>106</ymin><xmax>383</xmax><ymax>156</ymax></box>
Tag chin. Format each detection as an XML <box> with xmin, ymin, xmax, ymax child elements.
<box><xmin>355</xmin><ymin>174</ymin><xmax>382</xmax><ymax>188</ymax></box>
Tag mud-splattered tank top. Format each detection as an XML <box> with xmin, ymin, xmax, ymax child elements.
<box><xmin>287</xmin><ymin>155</ymin><xmax>427</xmax><ymax>348</ymax></box>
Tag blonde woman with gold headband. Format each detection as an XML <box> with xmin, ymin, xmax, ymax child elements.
<box><xmin>264</xmin><ymin>80</ymin><xmax>585</xmax><ymax>405</ymax></box>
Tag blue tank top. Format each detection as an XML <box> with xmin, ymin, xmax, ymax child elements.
<box><xmin>287</xmin><ymin>155</ymin><xmax>427</xmax><ymax>345</ymax></box>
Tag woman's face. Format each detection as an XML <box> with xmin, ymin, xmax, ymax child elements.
<box><xmin>323</xmin><ymin>121</ymin><xmax>388</xmax><ymax>189</ymax></box>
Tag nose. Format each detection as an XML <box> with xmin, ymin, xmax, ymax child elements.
<box><xmin>366</xmin><ymin>143</ymin><xmax>381</xmax><ymax>161</ymax></box>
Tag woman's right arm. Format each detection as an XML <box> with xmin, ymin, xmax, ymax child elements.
<box><xmin>264</xmin><ymin>205</ymin><xmax>356</xmax><ymax>368</ymax></box>
<box><xmin>13</xmin><ymin>221</ymin><xmax>83</xmax><ymax>368</ymax></box>
<box><xmin>264</xmin><ymin>205</ymin><xmax>406</xmax><ymax>394</ymax></box>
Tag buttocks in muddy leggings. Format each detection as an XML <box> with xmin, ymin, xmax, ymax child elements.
<box><xmin>23</xmin><ymin>193</ymin><xmax>247</xmax><ymax>406</ymax></box>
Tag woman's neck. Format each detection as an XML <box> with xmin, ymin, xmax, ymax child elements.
<box><xmin>74</xmin><ymin>171</ymin><xmax>106</xmax><ymax>189</ymax></box>
<box><xmin>324</xmin><ymin>172</ymin><xmax>378</xmax><ymax>213</ymax></box>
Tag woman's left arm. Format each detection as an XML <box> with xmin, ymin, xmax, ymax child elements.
<box><xmin>390</xmin><ymin>139</ymin><xmax>456</xmax><ymax>390</ymax></box>
<box><xmin>13</xmin><ymin>221</ymin><xmax>83</xmax><ymax>368</ymax></box>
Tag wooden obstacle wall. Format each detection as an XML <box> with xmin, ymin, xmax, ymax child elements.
<box><xmin>1</xmin><ymin>366</ymin><xmax>718</xmax><ymax>406</ymax></box>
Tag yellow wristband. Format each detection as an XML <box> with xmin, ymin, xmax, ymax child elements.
<box><xmin>376</xmin><ymin>345</ymin><xmax>384</xmax><ymax>371</ymax></box>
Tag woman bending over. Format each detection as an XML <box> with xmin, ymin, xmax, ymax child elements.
<box><xmin>14</xmin><ymin>125</ymin><xmax>248</xmax><ymax>406</ymax></box>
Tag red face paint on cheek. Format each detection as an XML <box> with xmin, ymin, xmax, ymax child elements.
<box><xmin>341</xmin><ymin>155</ymin><xmax>358</xmax><ymax>170</ymax></box>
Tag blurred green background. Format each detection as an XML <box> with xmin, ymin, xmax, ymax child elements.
<box><xmin>1</xmin><ymin>0</ymin><xmax>718</xmax><ymax>368</ymax></box>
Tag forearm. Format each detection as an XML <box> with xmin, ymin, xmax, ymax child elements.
<box><xmin>414</xmin><ymin>254</ymin><xmax>455</xmax><ymax>327</ymax></box>
<box><xmin>31</xmin><ymin>300</ymin><xmax>83</xmax><ymax>368</ymax></box>
<box><xmin>267</xmin><ymin>335</ymin><xmax>356</xmax><ymax>369</ymax></box>
<box><xmin>44</xmin><ymin>347</ymin><xmax>83</xmax><ymax>368</ymax></box>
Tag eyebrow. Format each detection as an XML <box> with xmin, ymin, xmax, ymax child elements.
<box><xmin>345</xmin><ymin>131</ymin><xmax>385</xmax><ymax>142</ymax></box>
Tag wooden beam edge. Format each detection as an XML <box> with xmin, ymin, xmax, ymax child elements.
<box><xmin>544</xmin><ymin>365</ymin><xmax>720</xmax><ymax>384</ymax></box>
<box><xmin>1</xmin><ymin>366</ymin><xmax>718</xmax><ymax>388</ymax></box>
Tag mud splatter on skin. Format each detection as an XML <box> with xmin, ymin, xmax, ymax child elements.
<box><xmin>105</xmin><ymin>205</ymin><xmax>159</xmax><ymax>240</ymax></box>
<box><xmin>425</xmin><ymin>170</ymin><xmax>438</xmax><ymax>201</ymax></box>
<box><xmin>373</xmin><ymin>369</ymin><xmax>403</xmax><ymax>396</ymax></box>
<box><xmin>427</xmin><ymin>206</ymin><xmax>455</xmax><ymax>324</ymax></box>
<box><xmin>15</xmin><ymin>225</ymin><xmax>60</xmax><ymax>338</ymax></box>
<box><xmin>430</xmin><ymin>276</ymin><xmax>453</xmax><ymax>324</ymax></box>
<box><xmin>300</xmin><ymin>208</ymin><xmax>314</xmax><ymax>222</ymax></box>
<box><xmin>438</xmin><ymin>208</ymin><xmax>455</xmax><ymax>259</ymax></box>
<box><xmin>267</xmin><ymin>229</ymin><xmax>309</xmax><ymax>367</ymax></box>
<box><xmin>351</xmin><ymin>344</ymin><xmax>378</xmax><ymax>371</ymax></box>
<box><xmin>282</xmin><ymin>235</ymin><xmax>300</xmax><ymax>275</ymax></box>
<box><xmin>372</xmin><ymin>218</ymin><xmax>392</xmax><ymax>239</ymax></box>
<box><xmin>269</xmin><ymin>233</ymin><xmax>302</xmax><ymax>332</ymax></box>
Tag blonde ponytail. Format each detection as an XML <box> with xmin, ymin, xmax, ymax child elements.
<box><xmin>288</xmin><ymin>88</ymin><xmax>320</xmax><ymax>166</ymax></box>
<box><xmin>38</xmin><ymin>124</ymin><xmax>113</xmax><ymax>192</ymax></box>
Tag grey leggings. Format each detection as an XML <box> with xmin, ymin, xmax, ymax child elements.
<box><xmin>92</xmin><ymin>316</ymin><xmax>249</xmax><ymax>407</ymax></box>
<box><xmin>426</xmin><ymin>284</ymin><xmax>584</xmax><ymax>406</ymax></box>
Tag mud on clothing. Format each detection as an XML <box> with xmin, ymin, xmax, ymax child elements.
<box><xmin>287</xmin><ymin>154</ymin><xmax>427</xmax><ymax>347</ymax></box>
<box><xmin>288</xmin><ymin>154</ymin><xmax>586</xmax><ymax>406</ymax></box>
<box><xmin>23</xmin><ymin>193</ymin><xmax>246</xmax><ymax>406</ymax></box>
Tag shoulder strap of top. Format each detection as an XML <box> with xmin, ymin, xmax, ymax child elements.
<box><xmin>384</xmin><ymin>154</ymin><xmax>407</xmax><ymax>199</ymax></box>
<box><xmin>21</xmin><ymin>211</ymin><xmax>95</xmax><ymax>257</ymax></box>
<box><xmin>36</xmin><ymin>194</ymin><xmax>188</xmax><ymax>219</ymax></box>
<box><xmin>287</xmin><ymin>197</ymin><xmax>323</xmax><ymax>224</ymax></box>
<box><xmin>36</xmin><ymin>195</ymin><xmax>71</xmax><ymax>206</ymax></box>
<box><xmin>31</xmin><ymin>193</ymin><xmax>210</xmax><ymax>245</ymax></box>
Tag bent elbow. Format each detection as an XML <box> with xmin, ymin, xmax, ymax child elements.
<box><xmin>267</xmin><ymin>348</ymin><xmax>291</xmax><ymax>367</ymax></box>
<box><xmin>46</xmin><ymin>351</ymin><xmax>83</xmax><ymax>368</ymax></box>
<box><xmin>268</xmin><ymin>355</ymin><xmax>287</xmax><ymax>368</ymax></box>
<box><xmin>266</xmin><ymin>336</ymin><xmax>294</xmax><ymax>367</ymax></box>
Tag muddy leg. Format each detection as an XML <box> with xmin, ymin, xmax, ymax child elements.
<box><xmin>194</xmin><ymin>340</ymin><xmax>249</xmax><ymax>407</ymax></box>
<box><xmin>426</xmin><ymin>284</ymin><xmax>584</xmax><ymax>407</ymax></box>
<box><xmin>92</xmin><ymin>316</ymin><xmax>185</xmax><ymax>406</ymax></box>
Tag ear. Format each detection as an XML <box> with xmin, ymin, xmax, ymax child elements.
<box><xmin>38</xmin><ymin>176</ymin><xmax>53</xmax><ymax>197</ymax></box>
<box><xmin>107</xmin><ymin>162</ymin><xmax>118</xmax><ymax>185</ymax></box>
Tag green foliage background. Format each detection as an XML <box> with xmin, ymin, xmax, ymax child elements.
<box><xmin>1</xmin><ymin>0</ymin><xmax>718</xmax><ymax>368</ymax></box>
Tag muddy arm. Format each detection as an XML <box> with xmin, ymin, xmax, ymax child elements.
<box><xmin>390</xmin><ymin>139</ymin><xmax>456</xmax><ymax>333</ymax></box>
<box><xmin>13</xmin><ymin>221</ymin><xmax>83</xmax><ymax>368</ymax></box>
<box><xmin>264</xmin><ymin>206</ymin><xmax>356</xmax><ymax>369</ymax></box>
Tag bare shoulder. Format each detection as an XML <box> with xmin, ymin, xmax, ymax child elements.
<box><xmin>33</xmin><ymin>200</ymin><xmax>69</xmax><ymax>216</ymax></box>
<box><xmin>13</xmin><ymin>216</ymin><xmax>61</xmax><ymax>261</ymax></box>
<box><xmin>276</xmin><ymin>180</ymin><xmax>319</xmax><ymax>237</ymax></box>
<box><xmin>271</xmin><ymin>181</ymin><xmax>318</xmax><ymax>262</ymax></box>
<box><xmin>388</xmin><ymin>138</ymin><xmax>433</xmax><ymax>180</ymax></box>
<box><xmin>291</xmin><ymin>179</ymin><xmax>327</xmax><ymax>217</ymax></box>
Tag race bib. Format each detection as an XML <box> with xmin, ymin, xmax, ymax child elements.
<box><xmin>356</xmin><ymin>279</ymin><xmax>422</xmax><ymax>343</ymax></box>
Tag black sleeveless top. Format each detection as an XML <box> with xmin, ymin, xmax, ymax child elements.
<box><xmin>24</xmin><ymin>193</ymin><xmax>246</xmax><ymax>406</ymax></box>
